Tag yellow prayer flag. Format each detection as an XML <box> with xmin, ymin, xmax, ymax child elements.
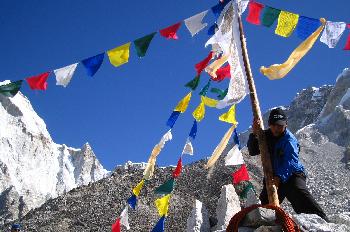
<box><xmin>192</xmin><ymin>102</ymin><xmax>205</xmax><ymax>122</ymax></box>
<box><xmin>155</xmin><ymin>194</ymin><xmax>171</xmax><ymax>217</ymax></box>
<box><xmin>261</xmin><ymin>18</ymin><xmax>326</xmax><ymax>80</ymax></box>
<box><xmin>219</xmin><ymin>105</ymin><xmax>238</xmax><ymax>125</ymax></box>
<box><xmin>174</xmin><ymin>92</ymin><xmax>192</xmax><ymax>113</ymax></box>
<box><xmin>107</xmin><ymin>42</ymin><xmax>131</xmax><ymax>67</ymax></box>
<box><xmin>202</xmin><ymin>96</ymin><xmax>218</xmax><ymax>108</ymax></box>
<box><xmin>205</xmin><ymin>125</ymin><xmax>235</xmax><ymax>169</ymax></box>
<box><xmin>143</xmin><ymin>144</ymin><xmax>161</xmax><ymax>180</ymax></box>
<box><xmin>132</xmin><ymin>179</ymin><xmax>145</xmax><ymax>197</ymax></box>
<box><xmin>275</xmin><ymin>11</ymin><xmax>299</xmax><ymax>37</ymax></box>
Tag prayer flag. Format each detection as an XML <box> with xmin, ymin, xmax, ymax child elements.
<box><xmin>232</xmin><ymin>164</ymin><xmax>250</xmax><ymax>184</ymax></box>
<box><xmin>233</xmin><ymin>128</ymin><xmax>241</xmax><ymax>149</ymax></box>
<box><xmin>189</xmin><ymin>120</ymin><xmax>197</xmax><ymax>140</ymax></box>
<box><xmin>210</xmin><ymin>88</ymin><xmax>228</xmax><ymax>100</ymax></box>
<box><xmin>246</xmin><ymin>1</ymin><xmax>264</xmax><ymax>25</ymax></box>
<box><xmin>152</xmin><ymin>216</ymin><xmax>166</xmax><ymax>232</ymax></box>
<box><xmin>155</xmin><ymin>194</ymin><xmax>171</xmax><ymax>217</ymax></box>
<box><xmin>155</xmin><ymin>178</ymin><xmax>175</xmax><ymax>194</ymax></box>
<box><xmin>213</xmin><ymin>64</ymin><xmax>230</xmax><ymax>82</ymax></box>
<box><xmin>199</xmin><ymin>80</ymin><xmax>211</xmax><ymax>96</ymax></box>
<box><xmin>159</xmin><ymin>22</ymin><xmax>181</xmax><ymax>40</ymax></box>
<box><xmin>202</xmin><ymin>96</ymin><xmax>218</xmax><ymax>108</ymax></box>
<box><xmin>262</xmin><ymin>6</ymin><xmax>281</xmax><ymax>27</ymax></box>
<box><xmin>296</xmin><ymin>16</ymin><xmax>321</xmax><ymax>40</ymax></box>
<box><xmin>320</xmin><ymin>21</ymin><xmax>346</xmax><ymax>48</ymax></box>
<box><xmin>343</xmin><ymin>24</ymin><xmax>350</xmax><ymax>50</ymax></box>
<box><xmin>275</xmin><ymin>11</ymin><xmax>299</xmax><ymax>37</ymax></box>
<box><xmin>174</xmin><ymin>92</ymin><xmax>192</xmax><ymax>113</ymax></box>
<box><xmin>172</xmin><ymin>158</ymin><xmax>182</xmax><ymax>178</ymax></box>
<box><xmin>0</xmin><ymin>80</ymin><xmax>23</xmax><ymax>97</ymax></box>
<box><xmin>192</xmin><ymin>101</ymin><xmax>205</xmax><ymax>122</ymax></box>
<box><xmin>185</xmin><ymin>75</ymin><xmax>200</xmax><ymax>91</ymax></box>
<box><xmin>182</xmin><ymin>138</ymin><xmax>194</xmax><ymax>156</ymax></box>
<box><xmin>195</xmin><ymin>52</ymin><xmax>213</xmax><ymax>75</ymax></box>
<box><xmin>120</xmin><ymin>206</ymin><xmax>130</xmax><ymax>230</ymax></box>
<box><xmin>132</xmin><ymin>179</ymin><xmax>145</xmax><ymax>197</ymax></box>
<box><xmin>219</xmin><ymin>105</ymin><xmax>238</xmax><ymax>124</ymax></box>
<box><xmin>166</xmin><ymin>111</ymin><xmax>180</xmax><ymax>128</ymax></box>
<box><xmin>208</xmin><ymin>24</ymin><xmax>218</xmax><ymax>36</ymax></box>
<box><xmin>134</xmin><ymin>32</ymin><xmax>157</xmax><ymax>58</ymax></box>
<box><xmin>127</xmin><ymin>194</ymin><xmax>137</xmax><ymax>210</ymax></box>
<box><xmin>26</xmin><ymin>72</ymin><xmax>50</xmax><ymax>90</ymax></box>
<box><xmin>184</xmin><ymin>11</ymin><xmax>208</xmax><ymax>37</ymax></box>
<box><xmin>211</xmin><ymin>0</ymin><xmax>230</xmax><ymax>20</ymax></box>
<box><xmin>107</xmin><ymin>42</ymin><xmax>131</xmax><ymax>67</ymax></box>
<box><xmin>112</xmin><ymin>218</ymin><xmax>121</xmax><ymax>232</ymax></box>
<box><xmin>81</xmin><ymin>53</ymin><xmax>105</xmax><ymax>76</ymax></box>
<box><xmin>261</xmin><ymin>18</ymin><xmax>326</xmax><ymax>80</ymax></box>
<box><xmin>205</xmin><ymin>125</ymin><xmax>235</xmax><ymax>169</ymax></box>
<box><xmin>225</xmin><ymin>144</ymin><xmax>244</xmax><ymax>166</ymax></box>
<box><xmin>54</xmin><ymin>63</ymin><xmax>78</xmax><ymax>87</ymax></box>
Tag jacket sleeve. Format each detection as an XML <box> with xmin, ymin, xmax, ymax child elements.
<box><xmin>247</xmin><ymin>133</ymin><xmax>260</xmax><ymax>156</ymax></box>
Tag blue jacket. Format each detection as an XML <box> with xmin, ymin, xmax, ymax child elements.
<box><xmin>247</xmin><ymin>129</ymin><xmax>305</xmax><ymax>183</ymax></box>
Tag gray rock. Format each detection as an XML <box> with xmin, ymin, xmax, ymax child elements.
<box><xmin>293</xmin><ymin>213</ymin><xmax>349</xmax><ymax>232</ymax></box>
<box><xmin>186</xmin><ymin>199</ymin><xmax>211</xmax><ymax>232</ymax></box>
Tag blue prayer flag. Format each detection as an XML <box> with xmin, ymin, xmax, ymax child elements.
<box><xmin>166</xmin><ymin>111</ymin><xmax>181</xmax><ymax>128</ymax></box>
<box><xmin>81</xmin><ymin>53</ymin><xmax>105</xmax><ymax>77</ymax></box>
<box><xmin>127</xmin><ymin>194</ymin><xmax>137</xmax><ymax>210</ymax></box>
<box><xmin>207</xmin><ymin>24</ymin><xmax>217</xmax><ymax>35</ymax></box>
<box><xmin>296</xmin><ymin>16</ymin><xmax>321</xmax><ymax>40</ymax></box>
<box><xmin>233</xmin><ymin>128</ymin><xmax>241</xmax><ymax>150</ymax></box>
<box><xmin>189</xmin><ymin>120</ymin><xmax>198</xmax><ymax>140</ymax></box>
<box><xmin>152</xmin><ymin>216</ymin><xmax>166</xmax><ymax>232</ymax></box>
<box><xmin>211</xmin><ymin>0</ymin><xmax>230</xmax><ymax>20</ymax></box>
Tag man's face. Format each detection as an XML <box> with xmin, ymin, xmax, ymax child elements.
<box><xmin>269</xmin><ymin>123</ymin><xmax>286</xmax><ymax>137</ymax></box>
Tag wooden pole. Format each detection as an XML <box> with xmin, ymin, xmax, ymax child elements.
<box><xmin>237</xmin><ymin>11</ymin><xmax>280</xmax><ymax>206</ymax></box>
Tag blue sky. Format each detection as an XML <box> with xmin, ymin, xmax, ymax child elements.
<box><xmin>1</xmin><ymin>0</ymin><xmax>349</xmax><ymax>170</ymax></box>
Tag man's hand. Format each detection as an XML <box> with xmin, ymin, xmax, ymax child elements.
<box><xmin>272</xmin><ymin>176</ymin><xmax>281</xmax><ymax>187</ymax></box>
<box><xmin>252</xmin><ymin>117</ymin><xmax>261</xmax><ymax>135</ymax></box>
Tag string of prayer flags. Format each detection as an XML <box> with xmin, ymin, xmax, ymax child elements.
<box><xmin>343</xmin><ymin>24</ymin><xmax>350</xmax><ymax>50</ymax></box>
<box><xmin>195</xmin><ymin>52</ymin><xmax>213</xmax><ymax>75</ymax></box>
<box><xmin>320</xmin><ymin>21</ymin><xmax>347</xmax><ymax>48</ymax></box>
<box><xmin>232</xmin><ymin>164</ymin><xmax>250</xmax><ymax>184</ymax></box>
<box><xmin>184</xmin><ymin>10</ymin><xmax>209</xmax><ymax>37</ymax></box>
<box><xmin>296</xmin><ymin>16</ymin><xmax>321</xmax><ymax>40</ymax></box>
<box><xmin>210</xmin><ymin>88</ymin><xmax>228</xmax><ymax>100</ymax></box>
<box><xmin>155</xmin><ymin>178</ymin><xmax>175</xmax><ymax>195</ymax></box>
<box><xmin>185</xmin><ymin>75</ymin><xmax>200</xmax><ymax>91</ymax></box>
<box><xmin>107</xmin><ymin>42</ymin><xmax>131</xmax><ymax>67</ymax></box>
<box><xmin>112</xmin><ymin>218</ymin><xmax>121</xmax><ymax>232</ymax></box>
<box><xmin>182</xmin><ymin>138</ymin><xmax>194</xmax><ymax>156</ymax></box>
<box><xmin>134</xmin><ymin>32</ymin><xmax>157</xmax><ymax>58</ymax></box>
<box><xmin>174</xmin><ymin>92</ymin><xmax>192</xmax><ymax>113</ymax></box>
<box><xmin>26</xmin><ymin>72</ymin><xmax>50</xmax><ymax>90</ymax></box>
<box><xmin>219</xmin><ymin>104</ymin><xmax>238</xmax><ymax>125</ymax></box>
<box><xmin>225</xmin><ymin>144</ymin><xmax>244</xmax><ymax>166</ymax></box>
<box><xmin>54</xmin><ymin>63</ymin><xmax>78</xmax><ymax>88</ymax></box>
<box><xmin>262</xmin><ymin>6</ymin><xmax>281</xmax><ymax>27</ymax></box>
<box><xmin>246</xmin><ymin>1</ymin><xmax>265</xmax><ymax>25</ymax></box>
<box><xmin>166</xmin><ymin>111</ymin><xmax>181</xmax><ymax>128</ymax></box>
<box><xmin>275</xmin><ymin>11</ymin><xmax>299</xmax><ymax>37</ymax></box>
<box><xmin>159</xmin><ymin>22</ymin><xmax>182</xmax><ymax>40</ymax></box>
<box><xmin>81</xmin><ymin>53</ymin><xmax>105</xmax><ymax>77</ymax></box>
<box><xmin>127</xmin><ymin>194</ymin><xmax>137</xmax><ymax>210</ymax></box>
<box><xmin>143</xmin><ymin>130</ymin><xmax>173</xmax><ymax>180</ymax></box>
<box><xmin>132</xmin><ymin>179</ymin><xmax>145</xmax><ymax>197</ymax></box>
<box><xmin>204</xmin><ymin>125</ymin><xmax>235</xmax><ymax>169</ymax></box>
<box><xmin>172</xmin><ymin>158</ymin><xmax>182</xmax><ymax>178</ymax></box>
<box><xmin>0</xmin><ymin>80</ymin><xmax>23</xmax><ymax>97</ymax></box>
<box><xmin>152</xmin><ymin>216</ymin><xmax>166</xmax><ymax>232</ymax></box>
<box><xmin>261</xmin><ymin>18</ymin><xmax>326</xmax><ymax>80</ymax></box>
<box><xmin>212</xmin><ymin>64</ymin><xmax>231</xmax><ymax>82</ymax></box>
<box><xmin>189</xmin><ymin>120</ymin><xmax>198</xmax><ymax>140</ymax></box>
<box><xmin>155</xmin><ymin>194</ymin><xmax>171</xmax><ymax>217</ymax></box>
<box><xmin>199</xmin><ymin>79</ymin><xmax>211</xmax><ymax>96</ymax></box>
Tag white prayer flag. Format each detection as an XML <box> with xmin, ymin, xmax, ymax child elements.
<box><xmin>54</xmin><ymin>63</ymin><xmax>78</xmax><ymax>87</ymax></box>
<box><xmin>184</xmin><ymin>10</ymin><xmax>208</xmax><ymax>37</ymax></box>
<box><xmin>182</xmin><ymin>138</ymin><xmax>194</xmax><ymax>156</ymax></box>
<box><xmin>225</xmin><ymin>144</ymin><xmax>244</xmax><ymax>166</ymax></box>
<box><xmin>320</xmin><ymin>21</ymin><xmax>346</xmax><ymax>48</ymax></box>
<box><xmin>120</xmin><ymin>206</ymin><xmax>130</xmax><ymax>230</ymax></box>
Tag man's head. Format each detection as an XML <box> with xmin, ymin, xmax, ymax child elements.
<box><xmin>268</xmin><ymin>108</ymin><xmax>287</xmax><ymax>137</ymax></box>
<box><xmin>11</xmin><ymin>224</ymin><xmax>21</xmax><ymax>232</ymax></box>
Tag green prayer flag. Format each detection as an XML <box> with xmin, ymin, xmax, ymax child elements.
<box><xmin>210</xmin><ymin>87</ymin><xmax>228</xmax><ymax>100</ymax></box>
<box><xmin>239</xmin><ymin>182</ymin><xmax>255</xmax><ymax>199</ymax></box>
<box><xmin>199</xmin><ymin>79</ymin><xmax>211</xmax><ymax>96</ymax></box>
<box><xmin>155</xmin><ymin>178</ymin><xmax>175</xmax><ymax>194</ymax></box>
<box><xmin>0</xmin><ymin>80</ymin><xmax>23</xmax><ymax>97</ymax></box>
<box><xmin>133</xmin><ymin>32</ymin><xmax>157</xmax><ymax>58</ymax></box>
<box><xmin>185</xmin><ymin>75</ymin><xmax>200</xmax><ymax>91</ymax></box>
<box><xmin>262</xmin><ymin>7</ymin><xmax>281</xmax><ymax>27</ymax></box>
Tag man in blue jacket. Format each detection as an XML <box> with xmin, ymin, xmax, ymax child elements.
<box><xmin>247</xmin><ymin>108</ymin><xmax>328</xmax><ymax>221</ymax></box>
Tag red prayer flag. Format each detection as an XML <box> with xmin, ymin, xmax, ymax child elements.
<box><xmin>246</xmin><ymin>1</ymin><xmax>265</xmax><ymax>25</ymax></box>
<box><xmin>112</xmin><ymin>218</ymin><xmax>121</xmax><ymax>232</ymax></box>
<box><xmin>26</xmin><ymin>72</ymin><xmax>50</xmax><ymax>90</ymax></box>
<box><xmin>344</xmin><ymin>24</ymin><xmax>350</xmax><ymax>50</ymax></box>
<box><xmin>232</xmin><ymin>164</ymin><xmax>250</xmax><ymax>184</ymax></box>
<box><xmin>195</xmin><ymin>51</ymin><xmax>213</xmax><ymax>75</ymax></box>
<box><xmin>159</xmin><ymin>22</ymin><xmax>182</xmax><ymax>40</ymax></box>
<box><xmin>212</xmin><ymin>64</ymin><xmax>231</xmax><ymax>82</ymax></box>
<box><xmin>172</xmin><ymin>158</ymin><xmax>182</xmax><ymax>178</ymax></box>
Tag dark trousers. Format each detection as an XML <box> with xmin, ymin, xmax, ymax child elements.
<box><xmin>259</xmin><ymin>173</ymin><xmax>328</xmax><ymax>221</ymax></box>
